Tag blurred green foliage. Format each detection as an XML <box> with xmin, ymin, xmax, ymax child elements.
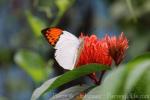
<box><xmin>0</xmin><ymin>48</ymin><xmax>13</xmax><ymax>64</ymax></box>
<box><xmin>51</xmin><ymin>0</ymin><xmax>75</xmax><ymax>26</ymax></box>
<box><xmin>26</xmin><ymin>11</ymin><xmax>46</xmax><ymax>37</ymax></box>
<box><xmin>109</xmin><ymin>0</ymin><xmax>150</xmax><ymax>59</ymax></box>
<box><xmin>31</xmin><ymin>0</ymin><xmax>75</xmax><ymax>27</ymax></box>
<box><xmin>14</xmin><ymin>49</ymin><xmax>51</xmax><ymax>84</ymax></box>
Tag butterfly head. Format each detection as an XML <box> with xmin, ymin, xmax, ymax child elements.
<box><xmin>42</xmin><ymin>27</ymin><xmax>63</xmax><ymax>46</ymax></box>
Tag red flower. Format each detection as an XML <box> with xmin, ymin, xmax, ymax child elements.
<box><xmin>76</xmin><ymin>34</ymin><xmax>112</xmax><ymax>67</ymax></box>
<box><xmin>104</xmin><ymin>32</ymin><xmax>128</xmax><ymax>65</ymax></box>
<box><xmin>75</xmin><ymin>33</ymin><xmax>128</xmax><ymax>84</ymax></box>
<box><xmin>76</xmin><ymin>34</ymin><xmax>112</xmax><ymax>85</ymax></box>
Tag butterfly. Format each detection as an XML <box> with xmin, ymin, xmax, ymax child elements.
<box><xmin>42</xmin><ymin>27</ymin><xmax>83</xmax><ymax>70</ymax></box>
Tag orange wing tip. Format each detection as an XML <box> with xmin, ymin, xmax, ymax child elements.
<box><xmin>41</xmin><ymin>27</ymin><xmax>63</xmax><ymax>46</ymax></box>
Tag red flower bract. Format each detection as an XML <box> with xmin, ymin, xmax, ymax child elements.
<box><xmin>104</xmin><ymin>32</ymin><xmax>128</xmax><ymax>65</ymax></box>
<box><xmin>76</xmin><ymin>34</ymin><xmax>112</xmax><ymax>67</ymax></box>
<box><xmin>75</xmin><ymin>33</ymin><xmax>128</xmax><ymax>84</ymax></box>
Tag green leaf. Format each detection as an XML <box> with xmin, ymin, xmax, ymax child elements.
<box><xmin>145</xmin><ymin>70</ymin><xmax>150</xmax><ymax>95</ymax></box>
<box><xmin>25</xmin><ymin>11</ymin><xmax>46</xmax><ymax>37</ymax></box>
<box><xmin>126</xmin><ymin>52</ymin><xmax>150</xmax><ymax>67</ymax></box>
<box><xmin>51</xmin><ymin>85</ymin><xmax>89</xmax><ymax>100</ymax></box>
<box><xmin>31</xmin><ymin>76</ymin><xmax>59</xmax><ymax>100</ymax></box>
<box><xmin>124</xmin><ymin>52</ymin><xmax>150</xmax><ymax>95</ymax></box>
<box><xmin>84</xmin><ymin>53</ymin><xmax>150</xmax><ymax>100</ymax></box>
<box><xmin>48</xmin><ymin>64</ymin><xmax>109</xmax><ymax>91</ymax></box>
<box><xmin>83</xmin><ymin>66</ymin><xmax>126</xmax><ymax>100</ymax></box>
<box><xmin>31</xmin><ymin>64</ymin><xmax>109</xmax><ymax>99</ymax></box>
<box><xmin>14</xmin><ymin>49</ymin><xmax>48</xmax><ymax>83</ymax></box>
<box><xmin>131</xmin><ymin>69</ymin><xmax>150</xmax><ymax>96</ymax></box>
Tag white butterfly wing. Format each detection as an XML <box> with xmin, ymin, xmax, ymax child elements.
<box><xmin>54</xmin><ymin>31</ymin><xmax>80</xmax><ymax>70</ymax></box>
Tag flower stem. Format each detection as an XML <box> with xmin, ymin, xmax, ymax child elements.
<box><xmin>98</xmin><ymin>71</ymin><xmax>106</xmax><ymax>84</ymax></box>
<box><xmin>88</xmin><ymin>74</ymin><xmax>99</xmax><ymax>85</ymax></box>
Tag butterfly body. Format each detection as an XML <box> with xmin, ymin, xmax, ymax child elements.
<box><xmin>42</xmin><ymin>27</ymin><xmax>82</xmax><ymax>70</ymax></box>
